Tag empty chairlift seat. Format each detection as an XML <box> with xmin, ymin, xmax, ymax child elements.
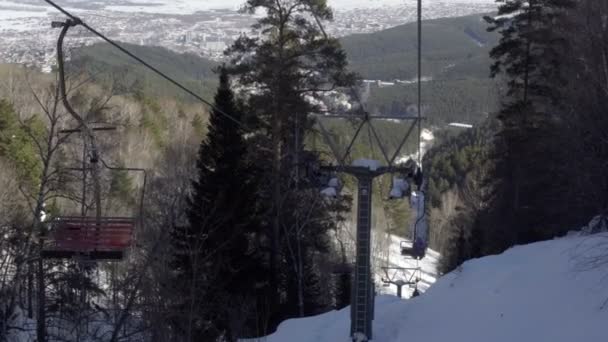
<box><xmin>42</xmin><ymin>216</ymin><xmax>135</xmax><ymax>260</ymax></box>
<box><xmin>400</xmin><ymin>191</ymin><xmax>428</xmax><ymax>259</ymax></box>
<box><xmin>400</xmin><ymin>238</ymin><xmax>427</xmax><ymax>259</ymax></box>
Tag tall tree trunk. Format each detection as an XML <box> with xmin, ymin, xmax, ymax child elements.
<box><xmin>36</xmin><ymin>241</ymin><xmax>45</xmax><ymax>342</ymax></box>
<box><xmin>270</xmin><ymin>107</ymin><xmax>281</xmax><ymax>320</ymax></box>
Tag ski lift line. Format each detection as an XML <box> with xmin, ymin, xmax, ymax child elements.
<box><xmin>313</xmin><ymin>114</ymin><xmax>424</xmax><ymax>120</ymax></box>
<box><xmin>56</xmin><ymin>19</ymin><xmax>103</xmax><ymax>227</ymax></box>
<box><xmin>319</xmin><ymin>165</ymin><xmax>417</xmax><ymax>177</ymax></box>
<box><xmin>43</xmin><ymin>0</ymin><xmax>249</xmax><ymax>132</ymax></box>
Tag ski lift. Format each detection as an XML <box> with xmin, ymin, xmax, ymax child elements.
<box><xmin>42</xmin><ymin>217</ymin><xmax>135</xmax><ymax>260</ymax></box>
<box><xmin>42</xmin><ymin>160</ymin><xmax>146</xmax><ymax>261</ymax></box>
<box><xmin>42</xmin><ymin>20</ymin><xmax>146</xmax><ymax>261</ymax></box>
<box><xmin>389</xmin><ymin>176</ymin><xmax>410</xmax><ymax>199</ymax></box>
<box><xmin>320</xmin><ymin>172</ymin><xmax>343</xmax><ymax>198</ymax></box>
<box><xmin>400</xmin><ymin>238</ymin><xmax>427</xmax><ymax>259</ymax></box>
<box><xmin>380</xmin><ymin>267</ymin><xmax>420</xmax><ymax>298</ymax></box>
<box><xmin>400</xmin><ymin>190</ymin><xmax>428</xmax><ymax>259</ymax></box>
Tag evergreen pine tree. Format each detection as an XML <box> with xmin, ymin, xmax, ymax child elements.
<box><xmin>170</xmin><ymin>68</ymin><xmax>265</xmax><ymax>341</ymax></box>
<box><xmin>226</xmin><ymin>0</ymin><xmax>356</xmax><ymax>329</ymax></box>
<box><xmin>484</xmin><ymin>0</ymin><xmax>574</xmax><ymax>244</ymax></box>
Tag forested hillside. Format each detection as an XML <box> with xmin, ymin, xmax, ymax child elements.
<box><xmin>3</xmin><ymin>0</ymin><xmax>608</xmax><ymax>341</ymax></box>
<box><xmin>340</xmin><ymin>13</ymin><xmax>498</xmax><ymax>80</ymax></box>
<box><xmin>71</xmin><ymin>42</ymin><xmax>219</xmax><ymax>102</ymax></box>
<box><xmin>73</xmin><ymin>13</ymin><xmax>500</xmax><ymax>127</ymax></box>
<box><xmin>425</xmin><ymin>0</ymin><xmax>608</xmax><ymax>276</ymax></box>
<box><xmin>340</xmin><ymin>13</ymin><xmax>501</xmax><ymax>125</ymax></box>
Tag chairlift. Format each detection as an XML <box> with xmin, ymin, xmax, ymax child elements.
<box><xmin>42</xmin><ymin>217</ymin><xmax>135</xmax><ymax>260</ymax></box>
<box><xmin>42</xmin><ymin>19</ymin><xmax>146</xmax><ymax>261</ymax></box>
<box><xmin>400</xmin><ymin>238</ymin><xmax>427</xmax><ymax>259</ymax></box>
<box><xmin>320</xmin><ymin>172</ymin><xmax>343</xmax><ymax>198</ymax></box>
<box><xmin>389</xmin><ymin>177</ymin><xmax>410</xmax><ymax>199</ymax></box>
<box><xmin>400</xmin><ymin>190</ymin><xmax>428</xmax><ymax>259</ymax></box>
<box><xmin>42</xmin><ymin>159</ymin><xmax>146</xmax><ymax>261</ymax></box>
<box><xmin>380</xmin><ymin>266</ymin><xmax>420</xmax><ymax>298</ymax></box>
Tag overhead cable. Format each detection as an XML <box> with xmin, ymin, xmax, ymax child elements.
<box><xmin>43</xmin><ymin>0</ymin><xmax>248</xmax><ymax>130</ymax></box>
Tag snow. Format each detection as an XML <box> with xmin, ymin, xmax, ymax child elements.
<box><xmin>420</xmin><ymin>128</ymin><xmax>434</xmax><ymax>141</ymax></box>
<box><xmin>321</xmin><ymin>186</ymin><xmax>338</xmax><ymax>198</ymax></box>
<box><xmin>352</xmin><ymin>159</ymin><xmax>382</xmax><ymax>171</ymax></box>
<box><xmin>328</xmin><ymin>177</ymin><xmax>341</xmax><ymax>189</ymax></box>
<box><xmin>448</xmin><ymin>122</ymin><xmax>474</xmax><ymax>128</ymax></box>
<box><xmin>251</xmin><ymin>233</ymin><xmax>608</xmax><ymax>342</ymax></box>
<box><xmin>6</xmin><ymin>307</ymin><xmax>36</xmax><ymax>342</ymax></box>
<box><xmin>582</xmin><ymin>215</ymin><xmax>608</xmax><ymax>234</ymax></box>
<box><xmin>396</xmin><ymin>128</ymin><xmax>435</xmax><ymax>166</ymax></box>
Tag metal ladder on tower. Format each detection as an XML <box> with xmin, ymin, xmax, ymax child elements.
<box><xmin>351</xmin><ymin>175</ymin><xmax>374</xmax><ymax>340</ymax></box>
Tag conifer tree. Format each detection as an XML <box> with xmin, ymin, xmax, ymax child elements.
<box><xmin>484</xmin><ymin>0</ymin><xmax>574</xmax><ymax>244</ymax></box>
<box><xmin>225</xmin><ymin>0</ymin><xmax>356</xmax><ymax>328</ymax></box>
<box><xmin>170</xmin><ymin>68</ymin><xmax>264</xmax><ymax>341</ymax></box>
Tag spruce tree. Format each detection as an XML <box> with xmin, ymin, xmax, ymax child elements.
<box><xmin>226</xmin><ymin>0</ymin><xmax>357</xmax><ymax>328</ymax></box>
<box><xmin>484</xmin><ymin>0</ymin><xmax>574</xmax><ymax>244</ymax></box>
<box><xmin>170</xmin><ymin>68</ymin><xmax>264</xmax><ymax>341</ymax></box>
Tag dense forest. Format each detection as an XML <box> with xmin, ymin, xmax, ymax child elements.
<box><xmin>427</xmin><ymin>0</ymin><xmax>608</xmax><ymax>274</ymax></box>
<box><xmin>1</xmin><ymin>0</ymin><xmax>608</xmax><ymax>341</ymax></box>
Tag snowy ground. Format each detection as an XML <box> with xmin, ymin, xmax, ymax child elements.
<box><xmin>252</xmin><ymin>233</ymin><xmax>608</xmax><ymax>342</ymax></box>
<box><xmin>396</xmin><ymin>128</ymin><xmax>435</xmax><ymax>165</ymax></box>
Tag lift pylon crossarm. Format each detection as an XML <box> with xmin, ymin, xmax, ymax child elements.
<box><xmin>313</xmin><ymin>113</ymin><xmax>423</xmax><ymax>120</ymax></box>
<box><xmin>314</xmin><ymin>107</ymin><xmax>424</xmax><ymax>342</ymax></box>
<box><xmin>380</xmin><ymin>266</ymin><xmax>423</xmax><ymax>298</ymax></box>
<box><xmin>320</xmin><ymin>164</ymin><xmax>418</xmax><ymax>178</ymax></box>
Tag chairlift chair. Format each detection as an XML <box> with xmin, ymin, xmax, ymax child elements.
<box><xmin>41</xmin><ymin>19</ymin><xmax>143</xmax><ymax>262</ymax></box>
<box><xmin>400</xmin><ymin>238</ymin><xmax>427</xmax><ymax>259</ymax></box>
<box><xmin>389</xmin><ymin>176</ymin><xmax>410</xmax><ymax>199</ymax></box>
<box><xmin>42</xmin><ymin>216</ymin><xmax>135</xmax><ymax>260</ymax></box>
<box><xmin>40</xmin><ymin>151</ymin><xmax>145</xmax><ymax>262</ymax></box>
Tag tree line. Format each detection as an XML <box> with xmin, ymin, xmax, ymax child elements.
<box><xmin>429</xmin><ymin>0</ymin><xmax>608</xmax><ymax>274</ymax></box>
<box><xmin>0</xmin><ymin>1</ymin><xmax>362</xmax><ymax>341</ymax></box>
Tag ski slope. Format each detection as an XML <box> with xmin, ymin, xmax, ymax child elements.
<box><xmin>254</xmin><ymin>233</ymin><xmax>608</xmax><ymax>342</ymax></box>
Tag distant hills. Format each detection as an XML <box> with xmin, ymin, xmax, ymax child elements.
<box><xmin>71</xmin><ymin>43</ymin><xmax>219</xmax><ymax>101</ymax></box>
<box><xmin>71</xmin><ymin>13</ymin><xmax>499</xmax><ymax>124</ymax></box>
<box><xmin>339</xmin><ymin>13</ymin><xmax>499</xmax><ymax>125</ymax></box>
<box><xmin>340</xmin><ymin>13</ymin><xmax>498</xmax><ymax>81</ymax></box>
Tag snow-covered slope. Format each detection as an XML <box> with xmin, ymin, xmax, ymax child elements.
<box><xmin>256</xmin><ymin>233</ymin><xmax>608</xmax><ymax>342</ymax></box>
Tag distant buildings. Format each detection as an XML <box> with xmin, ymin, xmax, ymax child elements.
<box><xmin>0</xmin><ymin>2</ymin><xmax>497</xmax><ymax>71</ymax></box>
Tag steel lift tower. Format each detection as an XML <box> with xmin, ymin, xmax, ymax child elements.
<box><xmin>315</xmin><ymin>1</ymin><xmax>424</xmax><ymax>340</ymax></box>
<box><xmin>315</xmin><ymin>109</ymin><xmax>423</xmax><ymax>342</ymax></box>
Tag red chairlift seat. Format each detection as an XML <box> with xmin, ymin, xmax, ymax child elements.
<box><xmin>42</xmin><ymin>216</ymin><xmax>135</xmax><ymax>260</ymax></box>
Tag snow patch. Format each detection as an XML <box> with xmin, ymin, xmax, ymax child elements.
<box><xmin>352</xmin><ymin>158</ymin><xmax>382</xmax><ymax>171</ymax></box>
<box><xmin>253</xmin><ymin>233</ymin><xmax>608</xmax><ymax>342</ymax></box>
